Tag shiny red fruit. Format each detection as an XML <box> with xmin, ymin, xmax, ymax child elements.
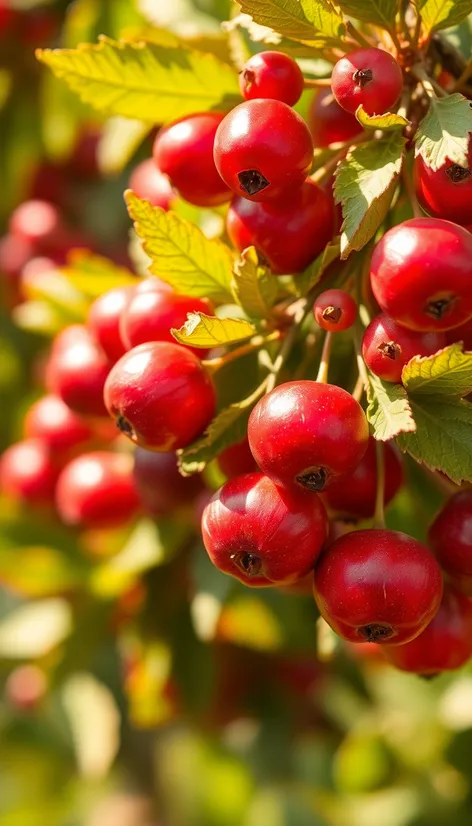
<box><xmin>370</xmin><ymin>218</ymin><xmax>472</xmax><ymax>331</ymax></box>
<box><xmin>314</xmin><ymin>528</ymin><xmax>443</xmax><ymax>644</ymax></box>
<box><xmin>129</xmin><ymin>158</ymin><xmax>175</xmax><ymax>209</ymax></box>
<box><xmin>0</xmin><ymin>439</ymin><xmax>60</xmax><ymax>506</ymax></box>
<box><xmin>331</xmin><ymin>48</ymin><xmax>403</xmax><ymax>115</ymax></box>
<box><xmin>239</xmin><ymin>51</ymin><xmax>304</xmax><ymax>106</ymax></box>
<box><xmin>214</xmin><ymin>99</ymin><xmax>314</xmax><ymax>202</ymax></box>
<box><xmin>415</xmin><ymin>149</ymin><xmax>472</xmax><ymax>226</ymax></box>
<box><xmin>133</xmin><ymin>447</ymin><xmax>204</xmax><ymax>516</ymax></box>
<box><xmin>362</xmin><ymin>313</ymin><xmax>446</xmax><ymax>382</ymax></box>
<box><xmin>226</xmin><ymin>179</ymin><xmax>334</xmax><ymax>273</ymax></box>
<box><xmin>217</xmin><ymin>438</ymin><xmax>258</xmax><ymax>479</ymax></box>
<box><xmin>446</xmin><ymin>317</ymin><xmax>472</xmax><ymax>350</ymax></box>
<box><xmin>24</xmin><ymin>394</ymin><xmax>94</xmax><ymax>454</ymax></box>
<box><xmin>248</xmin><ymin>381</ymin><xmax>369</xmax><ymax>492</ymax></box>
<box><xmin>321</xmin><ymin>437</ymin><xmax>403</xmax><ymax>519</ymax></box>
<box><xmin>104</xmin><ymin>341</ymin><xmax>216</xmax><ymax>451</ymax></box>
<box><xmin>9</xmin><ymin>200</ymin><xmax>63</xmax><ymax>250</ymax></box>
<box><xmin>308</xmin><ymin>88</ymin><xmax>363</xmax><ymax>147</ymax></box>
<box><xmin>46</xmin><ymin>325</ymin><xmax>111</xmax><ymax>418</ymax></box>
<box><xmin>201</xmin><ymin>472</ymin><xmax>328</xmax><ymax>586</ymax></box>
<box><xmin>313</xmin><ymin>289</ymin><xmax>357</xmax><ymax>332</ymax></box>
<box><xmin>383</xmin><ymin>585</ymin><xmax>472</xmax><ymax>674</ymax></box>
<box><xmin>153</xmin><ymin>113</ymin><xmax>231</xmax><ymax>207</ymax></box>
<box><xmin>55</xmin><ymin>451</ymin><xmax>140</xmax><ymax>529</ymax></box>
<box><xmin>87</xmin><ymin>285</ymin><xmax>135</xmax><ymax>363</ymax></box>
<box><xmin>428</xmin><ymin>490</ymin><xmax>472</xmax><ymax>592</ymax></box>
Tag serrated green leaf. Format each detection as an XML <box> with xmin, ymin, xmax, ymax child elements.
<box><xmin>356</xmin><ymin>105</ymin><xmax>410</xmax><ymax>131</ymax></box>
<box><xmin>172</xmin><ymin>312</ymin><xmax>257</xmax><ymax>348</ymax></box>
<box><xmin>397</xmin><ymin>396</ymin><xmax>472</xmax><ymax>483</ymax></box>
<box><xmin>414</xmin><ymin>94</ymin><xmax>472</xmax><ymax>170</ymax></box>
<box><xmin>337</xmin><ymin>0</ymin><xmax>399</xmax><ymax>30</ymax></box>
<box><xmin>126</xmin><ymin>191</ymin><xmax>234</xmax><ymax>303</ymax></box>
<box><xmin>402</xmin><ymin>343</ymin><xmax>472</xmax><ymax>397</ymax></box>
<box><xmin>238</xmin><ymin>0</ymin><xmax>345</xmax><ymax>46</ymax></box>
<box><xmin>37</xmin><ymin>36</ymin><xmax>240</xmax><ymax>124</ymax></box>
<box><xmin>97</xmin><ymin>116</ymin><xmax>152</xmax><ymax>176</ymax></box>
<box><xmin>296</xmin><ymin>236</ymin><xmax>341</xmax><ymax>295</ymax></box>
<box><xmin>335</xmin><ymin>133</ymin><xmax>405</xmax><ymax>259</ymax></box>
<box><xmin>413</xmin><ymin>0</ymin><xmax>472</xmax><ymax>34</ymax></box>
<box><xmin>366</xmin><ymin>371</ymin><xmax>416</xmax><ymax>440</ymax></box>
<box><xmin>232</xmin><ymin>247</ymin><xmax>277</xmax><ymax>319</ymax></box>
<box><xmin>61</xmin><ymin>250</ymin><xmax>137</xmax><ymax>299</ymax></box>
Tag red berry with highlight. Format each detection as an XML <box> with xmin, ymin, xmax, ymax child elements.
<box><xmin>88</xmin><ymin>286</ymin><xmax>135</xmax><ymax>363</ymax></box>
<box><xmin>331</xmin><ymin>48</ymin><xmax>403</xmax><ymax>115</ymax></box>
<box><xmin>24</xmin><ymin>394</ymin><xmax>94</xmax><ymax>454</ymax></box>
<box><xmin>0</xmin><ymin>439</ymin><xmax>60</xmax><ymax>506</ymax></box>
<box><xmin>239</xmin><ymin>51</ymin><xmax>304</xmax><ymax>106</ymax></box>
<box><xmin>362</xmin><ymin>313</ymin><xmax>446</xmax><ymax>382</ymax></box>
<box><xmin>133</xmin><ymin>447</ymin><xmax>204</xmax><ymax>516</ymax></box>
<box><xmin>314</xmin><ymin>289</ymin><xmax>357</xmax><ymax>332</ymax></box>
<box><xmin>428</xmin><ymin>490</ymin><xmax>472</xmax><ymax>594</ymax></box>
<box><xmin>129</xmin><ymin>158</ymin><xmax>175</xmax><ymax>210</ymax></box>
<box><xmin>415</xmin><ymin>148</ymin><xmax>472</xmax><ymax>227</ymax></box>
<box><xmin>308</xmin><ymin>88</ymin><xmax>363</xmax><ymax>148</ymax></box>
<box><xmin>9</xmin><ymin>199</ymin><xmax>63</xmax><ymax>251</ymax></box>
<box><xmin>46</xmin><ymin>325</ymin><xmax>111</xmax><ymax>418</ymax></box>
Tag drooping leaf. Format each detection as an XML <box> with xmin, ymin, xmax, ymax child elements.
<box><xmin>97</xmin><ymin>116</ymin><xmax>153</xmax><ymax>175</ymax></box>
<box><xmin>232</xmin><ymin>247</ymin><xmax>277</xmax><ymax>319</ymax></box>
<box><xmin>356</xmin><ymin>105</ymin><xmax>410</xmax><ymax>131</ymax></box>
<box><xmin>172</xmin><ymin>312</ymin><xmax>257</xmax><ymax>349</ymax></box>
<box><xmin>335</xmin><ymin>133</ymin><xmax>405</xmax><ymax>259</ymax></box>
<box><xmin>414</xmin><ymin>94</ymin><xmax>472</xmax><ymax>170</ymax></box>
<box><xmin>37</xmin><ymin>36</ymin><xmax>240</xmax><ymax>123</ymax></box>
<box><xmin>402</xmin><ymin>343</ymin><xmax>472</xmax><ymax>397</ymax></box>
<box><xmin>61</xmin><ymin>250</ymin><xmax>137</xmax><ymax>299</ymax></box>
<box><xmin>237</xmin><ymin>0</ymin><xmax>345</xmax><ymax>46</ymax></box>
<box><xmin>296</xmin><ymin>237</ymin><xmax>341</xmax><ymax>295</ymax></box>
<box><xmin>337</xmin><ymin>0</ymin><xmax>399</xmax><ymax>31</ymax></box>
<box><xmin>366</xmin><ymin>371</ymin><xmax>416</xmax><ymax>441</ymax></box>
<box><xmin>413</xmin><ymin>0</ymin><xmax>472</xmax><ymax>34</ymax></box>
<box><xmin>126</xmin><ymin>191</ymin><xmax>234</xmax><ymax>303</ymax></box>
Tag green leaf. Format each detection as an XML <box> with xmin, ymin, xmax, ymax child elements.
<box><xmin>0</xmin><ymin>599</ymin><xmax>72</xmax><ymax>659</ymax></box>
<box><xmin>402</xmin><ymin>343</ymin><xmax>472</xmax><ymax>397</ymax></box>
<box><xmin>231</xmin><ymin>247</ymin><xmax>277</xmax><ymax>319</ymax></box>
<box><xmin>413</xmin><ymin>0</ymin><xmax>472</xmax><ymax>33</ymax></box>
<box><xmin>356</xmin><ymin>105</ymin><xmax>410</xmax><ymax>131</ymax></box>
<box><xmin>335</xmin><ymin>132</ymin><xmax>405</xmax><ymax>259</ymax></box>
<box><xmin>296</xmin><ymin>236</ymin><xmax>341</xmax><ymax>295</ymax></box>
<box><xmin>337</xmin><ymin>0</ymin><xmax>399</xmax><ymax>30</ymax></box>
<box><xmin>0</xmin><ymin>545</ymin><xmax>86</xmax><ymax>598</ymax></box>
<box><xmin>414</xmin><ymin>93</ymin><xmax>472</xmax><ymax>170</ymax></box>
<box><xmin>238</xmin><ymin>0</ymin><xmax>345</xmax><ymax>46</ymax></box>
<box><xmin>126</xmin><ymin>191</ymin><xmax>234</xmax><ymax>303</ymax></box>
<box><xmin>366</xmin><ymin>371</ymin><xmax>416</xmax><ymax>440</ymax></box>
<box><xmin>172</xmin><ymin>312</ymin><xmax>257</xmax><ymax>349</ymax></box>
<box><xmin>397</xmin><ymin>396</ymin><xmax>472</xmax><ymax>484</ymax></box>
<box><xmin>97</xmin><ymin>116</ymin><xmax>153</xmax><ymax>176</ymax></box>
<box><xmin>61</xmin><ymin>250</ymin><xmax>137</xmax><ymax>299</ymax></box>
<box><xmin>37</xmin><ymin>36</ymin><xmax>240</xmax><ymax>124</ymax></box>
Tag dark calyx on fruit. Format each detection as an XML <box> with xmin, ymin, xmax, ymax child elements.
<box><xmin>230</xmin><ymin>551</ymin><xmax>262</xmax><ymax>577</ymax></box>
<box><xmin>353</xmin><ymin>68</ymin><xmax>373</xmax><ymax>88</ymax></box>
<box><xmin>296</xmin><ymin>467</ymin><xmax>329</xmax><ymax>492</ymax></box>
<box><xmin>358</xmin><ymin>623</ymin><xmax>395</xmax><ymax>643</ymax></box>
<box><xmin>446</xmin><ymin>165</ymin><xmax>472</xmax><ymax>184</ymax></box>
<box><xmin>378</xmin><ymin>341</ymin><xmax>401</xmax><ymax>360</ymax></box>
<box><xmin>238</xmin><ymin>170</ymin><xmax>270</xmax><ymax>195</ymax></box>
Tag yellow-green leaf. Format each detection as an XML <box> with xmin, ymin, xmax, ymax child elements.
<box><xmin>414</xmin><ymin>0</ymin><xmax>472</xmax><ymax>34</ymax></box>
<box><xmin>356</xmin><ymin>105</ymin><xmax>410</xmax><ymax>131</ymax></box>
<box><xmin>296</xmin><ymin>236</ymin><xmax>341</xmax><ymax>295</ymax></box>
<box><xmin>97</xmin><ymin>116</ymin><xmax>153</xmax><ymax>175</ymax></box>
<box><xmin>337</xmin><ymin>0</ymin><xmax>399</xmax><ymax>31</ymax></box>
<box><xmin>402</xmin><ymin>343</ymin><xmax>472</xmax><ymax>396</ymax></box>
<box><xmin>366</xmin><ymin>371</ymin><xmax>416</xmax><ymax>440</ymax></box>
<box><xmin>238</xmin><ymin>0</ymin><xmax>345</xmax><ymax>46</ymax></box>
<box><xmin>414</xmin><ymin>94</ymin><xmax>472</xmax><ymax>170</ymax></box>
<box><xmin>61</xmin><ymin>250</ymin><xmax>137</xmax><ymax>299</ymax></box>
<box><xmin>0</xmin><ymin>599</ymin><xmax>72</xmax><ymax>659</ymax></box>
<box><xmin>172</xmin><ymin>312</ymin><xmax>256</xmax><ymax>349</ymax></box>
<box><xmin>0</xmin><ymin>545</ymin><xmax>86</xmax><ymax>598</ymax></box>
<box><xmin>232</xmin><ymin>247</ymin><xmax>277</xmax><ymax>319</ymax></box>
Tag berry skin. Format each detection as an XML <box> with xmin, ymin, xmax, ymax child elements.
<box><xmin>370</xmin><ymin>218</ymin><xmax>472</xmax><ymax>332</ymax></box>
<box><xmin>9</xmin><ymin>199</ymin><xmax>63</xmax><ymax>251</ymax></box>
<box><xmin>226</xmin><ymin>179</ymin><xmax>334</xmax><ymax>274</ymax></box>
<box><xmin>104</xmin><ymin>341</ymin><xmax>216</xmax><ymax>451</ymax></box>
<box><xmin>446</xmin><ymin>316</ymin><xmax>472</xmax><ymax>350</ymax></box>
<box><xmin>5</xmin><ymin>665</ymin><xmax>47</xmax><ymax>713</ymax></box>
<box><xmin>415</xmin><ymin>149</ymin><xmax>472</xmax><ymax>227</ymax></box>
<box><xmin>129</xmin><ymin>158</ymin><xmax>175</xmax><ymax>210</ymax></box>
<box><xmin>153</xmin><ymin>113</ymin><xmax>231</xmax><ymax>207</ymax></box>
<box><xmin>313</xmin><ymin>289</ymin><xmax>357</xmax><ymax>332</ymax></box>
<box><xmin>428</xmin><ymin>490</ymin><xmax>472</xmax><ymax>593</ymax></box>
<box><xmin>248</xmin><ymin>381</ymin><xmax>369</xmax><ymax>492</ymax></box>
<box><xmin>331</xmin><ymin>48</ymin><xmax>403</xmax><ymax>116</ymax></box>
<box><xmin>46</xmin><ymin>325</ymin><xmax>111</xmax><ymax>418</ymax></box>
<box><xmin>239</xmin><ymin>51</ymin><xmax>304</xmax><ymax>107</ymax></box>
<box><xmin>214</xmin><ymin>99</ymin><xmax>314</xmax><ymax>202</ymax></box>
<box><xmin>383</xmin><ymin>585</ymin><xmax>472</xmax><ymax>675</ymax></box>
<box><xmin>308</xmin><ymin>88</ymin><xmax>363</xmax><ymax>148</ymax></box>
<box><xmin>217</xmin><ymin>437</ymin><xmax>258</xmax><ymax>479</ymax></box>
<box><xmin>362</xmin><ymin>313</ymin><xmax>446</xmax><ymax>382</ymax></box>
<box><xmin>313</xmin><ymin>528</ymin><xmax>443</xmax><ymax>645</ymax></box>
<box><xmin>24</xmin><ymin>394</ymin><xmax>94</xmax><ymax>454</ymax></box>
<box><xmin>133</xmin><ymin>447</ymin><xmax>204</xmax><ymax>516</ymax></box>
<box><xmin>321</xmin><ymin>436</ymin><xmax>403</xmax><ymax>520</ymax></box>
<box><xmin>55</xmin><ymin>451</ymin><xmax>140</xmax><ymax>530</ymax></box>
<box><xmin>201</xmin><ymin>472</ymin><xmax>328</xmax><ymax>586</ymax></box>
<box><xmin>87</xmin><ymin>286</ymin><xmax>135</xmax><ymax>363</ymax></box>
<box><xmin>0</xmin><ymin>439</ymin><xmax>60</xmax><ymax>506</ymax></box>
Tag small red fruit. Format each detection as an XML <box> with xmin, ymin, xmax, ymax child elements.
<box><xmin>331</xmin><ymin>48</ymin><xmax>403</xmax><ymax>115</ymax></box>
<box><xmin>104</xmin><ymin>341</ymin><xmax>216</xmax><ymax>451</ymax></box>
<box><xmin>129</xmin><ymin>158</ymin><xmax>175</xmax><ymax>209</ymax></box>
<box><xmin>370</xmin><ymin>218</ymin><xmax>472</xmax><ymax>331</ymax></box>
<box><xmin>153</xmin><ymin>113</ymin><xmax>231</xmax><ymax>207</ymax></box>
<box><xmin>362</xmin><ymin>313</ymin><xmax>446</xmax><ymax>382</ymax></box>
<box><xmin>248</xmin><ymin>381</ymin><xmax>369</xmax><ymax>492</ymax></box>
<box><xmin>217</xmin><ymin>438</ymin><xmax>258</xmax><ymax>479</ymax></box>
<box><xmin>415</xmin><ymin>149</ymin><xmax>472</xmax><ymax>227</ymax></box>
<box><xmin>446</xmin><ymin>316</ymin><xmax>472</xmax><ymax>350</ymax></box>
<box><xmin>87</xmin><ymin>285</ymin><xmax>135</xmax><ymax>363</ymax></box>
<box><xmin>24</xmin><ymin>394</ymin><xmax>94</xmax><ymax>454</ymax></box>
<box><xmin>313</xmin><ymin>289</ymin><xmax>357</xmax><ymax>332</ymax></box>
<box><xmin>308</xmin><ymin>88</ymin><xmax>363</xmax><ymax>148</ymax></box>
<box><xmin>5</xmin><ymin>665</ymin><xmax>47</xmax><ymax>713</ymax></box>
<box><xmin>46</xmin><ymin>325</ymin><xmax>111</xmax><ymax>418</ymax></box>
<box><xmin>9</xmin><ymin>199</ymin><xmax>63</xmax><ymax>251</ymax></box>
<box><xmin>314</xmin><ymin>528</ymin><xmax>443</xmax><ymax>644</ymax></box>
<box><xmin>428</xmin><ymin>490</ymin><xmax>472</xmax><ymax>593</ymax></box>
<box><xmin>133</xmin><ymin>447</ymin><xmax>204</xmax><ymax>516</ymax></box>
<box><xmin>0</xmin><ymin>438</ymin><xmax>60</xmax><ymax>505</ymax></box>
<box><xmin>201</xmin><ymin>472</ymin><xmax>328</xmax><ymax>586</ymax></box>
<box><xmin>214</xmin><ymin>99</ymin><xmax>314</xmax><ymax>201</ymax></box>
<box><xmin>239</xmin><ymin>51</ymin><xmax>304</xmax><ymax>106</ymax></box>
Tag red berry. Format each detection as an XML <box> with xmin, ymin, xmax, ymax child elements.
<box><xmin>214</xmin><ymin>99</ymin><xmax>314</xmax><ymax>202</ymax></box>
<box><xmin>9</xmin><ymin>200</ymin><xmax>63</xmax><ymax>251</ymax></box>
<box><xmin>226</xmin><ymin>179</ymin><xmax>334</xmax><ymax>274</ymax></box>
<box><xmin>24</xmin><ymin>394</ymin><xmax>94</xmax><ymax>454</ymax></box>
<box><xmin>56</xmin><ymin>451</ymin><xmax>140</xmax><ymax>529</ymax></box>
<box><xmin>415</xmin><ymin>148</ymin><xmax>472</xmax><ymax>227</ymax></box>
<box><xmin>446</xmin><ymin>316</ymin><xmax>472</xmax><ymax>350</ymax></box>
<box><xmin>201</xmin><ymin>472</ymin><xmax>328</xmax><ymax>586</ymax></box>
<box><xmin>248</xmin><ymin>381</ymin><xmax>369</xmax><ymax>492</ymax></box>
<box><xmin>104</xmin><ymin>341</ymin><xmax>216</xmax><ymax>451</ymax></box>
<box><xmin>314</xmin><ymin>528</ymin><xmax>443</xmax><ymax>644</ymax></box>
<box><xmin>308</xmin><ymin>88</ymin><xmax>363</xmax><ymax>148</ymax></box>
<box><xmin>68</xmin><ymin>127</ymin><xmax>100</xmax><ymax>179</ymax></box>
<box><xmin>0</xmin><ymin>3</ymin><xmax>16</xmax><ymax>35</ymax></box>
<box><xmin>5</xmin><ymin>665</ymin><xmax>47</xmax><ymax>713</ymax></box>
<box><xmin>239</xmin><ymin>51</ymin><xmax>304</xmax><ymax>107</ymax></box>
<box><xmin>217</xmin><ymin>437</ymin><xmax>258</xmax><ymax>479</ymax></box>
<box><xmin>133</xmin><ymin>447</ymin><xmax>204</xmax><ymax>516</ymax></box>
<box><xmin>0</xmin><ymin>233</ymin><xmax>33</xmax><ymax>305</ymax></box>
<box><xmin>362</xmin><ymin>313</ymin><xmax>446</xmax><ymax>382</ymax></box>
<box><xmin>370</xmin><ymin>218</ymin><xmax>472</xmax><ymax>331</ymax></box>
<box><xmin>87</xmin><ymin>286</ymin><xmax>135</xmax><ymax>363</ymax></box>
<box><xmin>331</xmin><ymin>48</ymin><xmax>403</xmax><ymax>116</ymax></box>
<box><xmin>153</xmin><ymin>113</ymin><xmax>231</xmax><ymax>207</ymax></box>
<box><xmin>428</xmin><ymin>490</ymin><xmax>472</xmax><ymax>592</ymax></box>
<box><xmin>313</xmin><ymin>289</ymin><xmax>357</xmax><ymax>332</ymax></box>
<box><xmin>383</xmin><ymin>585</ymin><xmax>472</xmax><ymax>674</ymax></box>
<box><xmin>46</xmin><ymin>325</ymin><xmax>111</xmax><ymax>418</ymax></box>
<box><xmin>0</xmin><ymin>438</ymin><xmax>60</xmax><ymax>506</ymax></box>
<box><xmin>321</xmin><ymin>436</ymin><xmax>403</xmax><ymax>519</ymax></box>
<box><xmin>129</xmin><ymin>158</ymin><xmax>175</xmax><ymax>209</ymax></box>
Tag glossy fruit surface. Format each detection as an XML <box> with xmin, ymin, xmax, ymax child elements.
<box><xmin>88</xmin><ymin>285</ymin><xmax>135</xmax><ymax>363</ymax></box>
<box><xmin>321</xmin><ymin>437</ymin><xmax>403</xmax><ymax>519</ymax></box>
<box><xmin>104</xmin><ymin>341</ymin><xmax>216</xmax><ymax>451</ymax></box>
<box><xmin>314</xmin><ymin>529</ymin><xmax>443</xmax><ymax>644</ymax></box>
<box><xmin>362</xmin><ymin>313</ymin><xmax>446</xmax><ymax>382</ymax></box>
<box><xmin>415</xmin><ymin>150</ymin><xmax>472</xmax><ymax>226</ymax></box>
<box><xmin>24</xmin><ymin>394</ymin><xmax>93</xmax><ymax>454</ymax></box>
<box><xmin>446</xmin><ymin>317</ymin><xmax>472</xmax><ymax>350</ymax></box>
<box><xmin>55</xmin><ymin>451</ymin><xmax>140</xmax><ymax>529</ymax></box>
<box><xmin>217</xmin><ymin>438</ymin><xmax>258</xmax><ymax>479</ymax></box>
<box><xmin>308</xmin><ymin>88</ymin><xmax>363</xmax><ymax>147</ymax></box>
<box><xmin>0</xmin><ymin>438</ymin><xmax>60</xmax><ymax>505</ymax></box>
<box><xmin>331</xmin><ymin>48</ymin><xmax>403</xmax><ymax>115</ymax></box>
<box><xmin>370</xmin><ymin>218</ymin><xmax>472</xmax><ymax>331</ymax></box>
<box><xmin>226</xmin><ymin>179</ymin><xmax>334</xmax><ymax>274</ymax></box>
<box><xmin>46</xmin><ymin>325</ymin><xmax>111</xmax><ymax>418</ymax></box>
<box><xmin>214</xmin><ymin>99</ymin><xmax>314</xmax><ymax>202</ymax></box>
<box><xmin>133</xmin><ymin>447</ymin><xmax>204</xmax><ymax>516</ymax></box>
<box><xmin>239</xmin><ymin>51</ymin><xmax>304</xmax><ymax>106</ymax></box>
<box><xmin>383</xmin><ymin>585</ymin><xmax>472</xmax><ymax>674</ymax></box>
<box><xmin>429</xmin><ymin>490</ymin><xmax>472</xmax><ymax>586</ymax></box>
<box><xmin>248</xmin><ymin>381</ymin><xmax>369</xmax><ymax>492</ymax></box>
<box><xmin>313</xmin><ymin>289</ymin><xmax>357</xmax><ymax>332</ymax></box>
<box><xmin>201</xmin><ymin>472</ymin><xmax>328</xmax><ymax>586</ymax></box>
<box><xmin>129</xmin><ymin>158</ymin><xmax>175</xmax><ymax>210</ymax></box>
<box><xmin>153</xmin><ymin>113</ymin><xmax>231</xmax><ymax>207</ymax></box>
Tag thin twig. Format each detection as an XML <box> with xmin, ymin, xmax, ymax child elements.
<box><xmin>401</xmin><ymin>163</ymin><xmax>423</xmax><ymax>218</ymax></box>
<box><xmin>373</xmin><ymin>440</ymin><xmax>386</xmax><ymax>529</ymax></box>
<box><xmin>303</xmin><ymin>77</ymin><xmax>332</xmax><ymax>88</ymax></box>
<box><xmin>316</xmin><ymin>332</ymin><xmax>333</xmax><ymax>384</ymax></box>
<box><xmin>202</xmin><ymin>330</ymin><xmax>281</xmax><ymax>374</ymax></box>
<box><xmin>265</xmin><ymin>303</ymin><xmax>307</xmax><ymax>393</ymax></box>
<box><xmin>352</xmin><ymin>372</ymin><xmax>365</xmax><ymax>403</ymax></box>
<box><xmin>345</xmin><ymin>20</ymin><xmax>377</xmax><ymax>50</ymax></box>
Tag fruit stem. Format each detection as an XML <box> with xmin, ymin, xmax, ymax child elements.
<box><xmin>311</xmin><ymin>133</ymin><xmax>369</xmax><ymax>185</ymax></box>
<box><xmin>411</xmin><ymin>64</ymin><xmax>447</xmax><ymax>97</ymax></box>
<box><xmin>373</xmin><ymin>439</ymin><xmax>386</xmax><ymax>529</ymax></box>
<box><xmin>316</xmin><ymin>331</ymin><xmax>333</xmax><ymax>383</ymax></box>
<box><xmin>411</xmin><ymin>12</ymin><xmax>422</xmax><ymax>48</ymax></box>
<box><xmin>266</xmin><ymin>302</ymin><xmax>307</xmax><ymax>393</ymax></box>
<box><xmin>345</xmin><ymin>20</ymin><xmax>377</xmax><ymax>50</ymax></box>
<box><xmin>202</xmin><ymin>330</ymin><xmax>281</xmax><ymax>374</ymax></box>
<box><xmin>401</xmin><ymin>163</ymin><xmax>423</xmax><ymax>218</ymax></box>
<box><xmin>303</xmin><ymin>77</ymin><xmax>332</xmax><ymax>88</ymax></box>
<box><xmin>352</xmin><ymin>372</ymin><xmax>365</xmax><ymax>403</ymax></box>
